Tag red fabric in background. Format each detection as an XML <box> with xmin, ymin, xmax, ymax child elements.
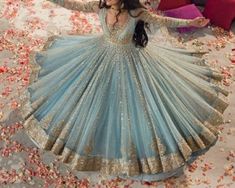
<box><xmin>158</xmin><ymin>0</ymin><xmax>191</xmax><ymax>10</ymax></box>
<box><xmin>203</xmin><ymin>0</ymin><xmax>235</xmax><ymax>30</ymax></box>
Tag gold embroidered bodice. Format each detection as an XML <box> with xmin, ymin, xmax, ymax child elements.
<box><xmin>48</xmin><ymin>0</ymin><xmax>192</xmax><ymax>45</ymax></box>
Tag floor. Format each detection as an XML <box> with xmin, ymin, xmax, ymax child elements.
<box><xmin>0</xmin><ymin>1</ymin><xmax>234</xmax><ymax>187</ymax></box>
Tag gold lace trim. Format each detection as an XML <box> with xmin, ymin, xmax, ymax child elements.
<box><xmin>103</xmin><ymin>35</ymin><xmax>133</xmax><ymax>45</ymax></box>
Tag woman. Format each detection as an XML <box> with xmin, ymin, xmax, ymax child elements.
<box><xmin>19</xmin><ymin>0</ymin><xmax>229</xmax><ymax>182</ymax></box>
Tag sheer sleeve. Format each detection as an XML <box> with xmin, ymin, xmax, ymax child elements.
<box><xmin>47</xmin><ymin>0</ymin><xmax>100</xmax><ymax>13</ymax></box>
<box><xmin>142</xmin><ymin>0</ymin><xmax>161</xmax><ymax>9</ymax></box>
<box><xmin>137</xmin><ymin>9</ymin><xmax>192</xmax><ymax>27</ymax></box>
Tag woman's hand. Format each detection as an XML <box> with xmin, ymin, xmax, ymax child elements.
<box><xmin>189</xmin><ymin>17</ymin><xmax>210</xmax><ymax>27</ymax></box>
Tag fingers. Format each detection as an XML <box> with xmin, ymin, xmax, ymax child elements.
<box><xmin>193</xmin><ymin>17</ymin><xmax>210</xmax><ymax>27</ymax></box>
<box><xmin>198</xmin><ymin>17</ymin><xmax>209</xmax><ymax>27</ymax></box>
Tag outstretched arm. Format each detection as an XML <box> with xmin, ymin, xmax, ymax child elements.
<box><xmin>137</xmin><ymin>8</ymin><xmax>209</xmax><ymax>28</ymax></box>
<box><xmin>47</xmin><ymin>0</ymin><xmax>100</xmax><ymax>13</ymax></box>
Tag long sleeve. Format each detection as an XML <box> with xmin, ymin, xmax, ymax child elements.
<box><xmin>137</xmin><ymin>9</ymin><xmax>192</xmax><ymax>27</ymax></box>
<box><xmin>47</xmin><ymin>0</ymin><xmax>100</xmax><ymax>13</ymax></box>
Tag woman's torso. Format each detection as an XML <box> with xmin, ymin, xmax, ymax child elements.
<box><xmin>99</xmin><ymin>8</ymin><xmax>138</xmax><ymax>45</ymax></box>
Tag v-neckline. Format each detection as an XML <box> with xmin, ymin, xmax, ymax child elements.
<box><xmin>104</xmin><ymin>8</ymin><xmax>130</xmax><ymax>31</ymax></box>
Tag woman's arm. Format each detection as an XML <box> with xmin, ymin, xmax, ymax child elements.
<box><xmin>47</xmin><ymin>0</ymin><xmax>100</xmax><ymax>13</ymax></box>
<box><xmin>136</xmin><ymin>8</ymin><xmax>209</xmax><ymax>28</ymax></box>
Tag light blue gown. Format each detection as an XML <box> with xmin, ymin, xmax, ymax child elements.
<box><xmin>18</xmin><ymin>5</ymin><xmax>229</xmax><ymax>182</ymax></box>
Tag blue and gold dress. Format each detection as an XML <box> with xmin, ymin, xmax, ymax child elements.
<box><xmin>19</xmin><ymin>0</ymin><xmax>229</xmax><ymax>182</ymax></box>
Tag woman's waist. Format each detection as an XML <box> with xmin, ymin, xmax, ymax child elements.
<box><xmin>101</xmin><ymin>34</ymin><xmax>135</xmax><ymax>46</ymax></box>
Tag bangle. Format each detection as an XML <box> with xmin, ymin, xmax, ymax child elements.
<box><xmin>186</xmin><ymin>19</ymin><xmax>192</xmax><ymax>26</ymax></box>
